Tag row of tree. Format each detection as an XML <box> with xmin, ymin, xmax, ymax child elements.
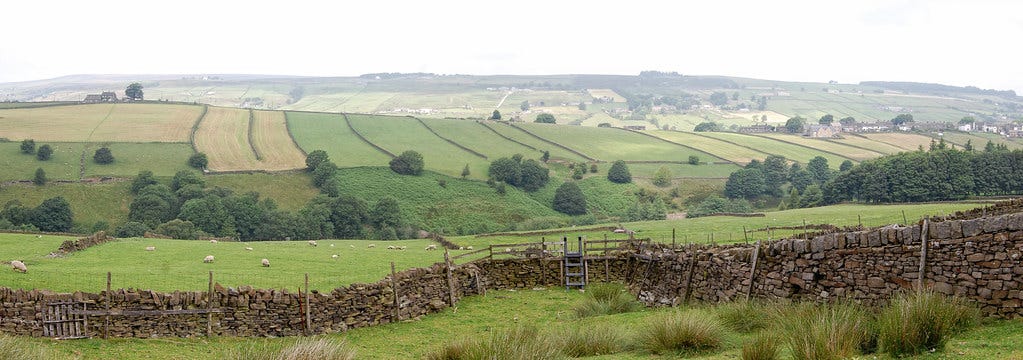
<box><xmin>0</xmin><ymin>197</ymin><xmax>73</xmax><ymax>232</ymax></box>
<box><xmin>724</xmin><ymin>155</ymin><xmax>848</xmax><ymax>200</ymax></box>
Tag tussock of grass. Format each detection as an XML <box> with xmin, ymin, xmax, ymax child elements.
<box><xmin>573</xmin><ymin>282</ymin><xmax>641</xmax><ymax>318</ymax></box>
<box><xmin>556</xmin><ymin>324</ymin><xmax>629</xmax><ymax>357</ymax></box>
<box><xmin>0</xmin><ymin>335</ymin><xmax>47</xmax><ymax>360</ymax></box>
<box><xmin>773</xmin><ymin>302</ymin><xmax>871</xmax><ymax>360</ymax></box>
<box><xmin>716</xmin><ymin>300</ymin><xmax>769</xmax><ymax>333</ymax></box>
<box><xmin>877</xmin><ymin>289</ymin><xmax>980</xmax><ymax>356</ymax></box>
<box><xmin>426</xmin><ymin>325</ymin><xmax>562</xmax><ymax>360</ymax></box>
<box><xmin>228</xmin><ymin>338</ymin><xmax>355</xmax><ymax>360</ymax></box>
<box><xmin>639</xmin><ymin>310</ymin><xmax>725</xmax><ymax>355</ymax></box>
<box><xmin>741</xmin><ymin>333</ymin><xmax>780</xmax><ymax>360</ymax></box>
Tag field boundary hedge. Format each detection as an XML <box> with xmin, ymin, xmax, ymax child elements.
<box><xmin>506</xmin><ymin>123</ymin><xmax>598</xmax><ymax>161</ymax></box>
<box><xmin>477</xmin><ymin>121</ymin><xmax>540</xmax><ymax>151</ymax></box>
<box><xmin>188</xmin><ymin>105</ymin><xmax>208</xmax><ymax>153</ymax></box>
<box><xmin>413</xmin><ymin>117</ymin><xmax>488</xmax><ymax>159</ymax></box>
<box><xmin>281</xmin><ymin>111</ymin><xmax>308</xmax><ymax>156</ymax></box>
<box><xmin>246</xmin><ymin>109</ymin><xmax>263</xmax><ymax>161</ymax></box>
<box><xmin>342</xmin><ymin>113</ymin><xmax>395</xmax><ymax>158</ymax></box>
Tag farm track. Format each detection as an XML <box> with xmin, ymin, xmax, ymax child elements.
<box><xmin>506</xmin><ymin>123</ymin><xmax>598</xmax><ymax>161</ymax></box>
<box><xmin>413</xmin><ymin>117</ymin><xmax>487</xmax><ymax>159</ymax></box>
<box><xmin>343</xmin><ymin>113</ymin><xmax>396</xmax><ymax>158</ymax></box>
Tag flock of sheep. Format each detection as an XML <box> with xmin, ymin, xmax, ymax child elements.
<box><xmin>9</xmin><ymin>238</ymin><xmax>464</xmax><ymax>274</ymax></box>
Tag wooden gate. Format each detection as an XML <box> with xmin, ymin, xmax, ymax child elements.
<box><xmin>42</xmin><ymin>301</ymin><xmax>89</xmax><ymax>339</ymax></box>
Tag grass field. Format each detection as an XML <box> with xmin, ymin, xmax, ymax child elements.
<box><xmin>250</xmin><ymin>110</ymin><xmax>306</xmax><ymax>170</ymax></box>
<box><xmin>515</xmin><ymin>123</ymin><xmax>722</xmax><ymax>163</ymax></box>
<box><xmin>830</xmin><ymin>134</ymin><xmax>909</xmax><ymax>155</ymax></box>
<box><xmin>421</xmin><ymin>118</ymin><xmax>540</xmax><ymax>160</ymax></box>
<box><xmin>17</xmin><ymin>287</ymin><xmax>1023</xmax><ymax>359</ymax></box>
<box><xmin>758</xmin><ymin>133</ymin><xmax>882</xmax><ymax>161</ymax></box>
<box><xmin>285</xmin><ymin>111</ymin><xmax>393</xmax><ymax>168</ymax></box>
<box><xmin>698</xmin><ymin>132</ymin><xmax>850</xmax><ymax>166</ymax></box>
<box><xmin>193</xmin><ymin>107</ymin><xmax>260</xmax><ymax>171</ymax></box>
<box><xmin>940</xmin><ymin>131</ymin><xmax>1023</xmax><ymax>150</ymax></box>
<box><xmin>861</xmin><ymin>132</ymin><xmax>939</xmax><ymax>152</ymax></box>
<box><xmin>0</xmin><ymin>103</ymin><xmax>200</xmax><ymax>142</ymax></box>
<box><xmin>0</xmin><ymin>142</ymin><xmax>81</xmax><ymax>181</ymax></box>
<box><xmin>204</xmin><ymin>172</ymin><xmax>319</xmax><ymax>211</ymax></box>
<box><xmin>347</xmin><ymin>114</ymin><xmax>490</xmax><ymax>179</ymax></box>
<box><xmin>647</xmin><ymin>130</ymin><xmax>770</xmax><ymax>164</ymax></box>
<box><xmin>482</xmin><ymin>122</ymin><xmax>588</xmax><ymax>163</ymax></box>
<box><xmin>0</xmin><ymin>181</ymin><xmax>131</xmax><ymax>229</ymax></box>
<box><xmin>82</xmin><ymin>143</ymin><xmax>194</xmax><ymax>178</ymax></box>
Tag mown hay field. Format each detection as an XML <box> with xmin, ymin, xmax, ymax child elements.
<box><xmin>347</xmin><ymin>114</ymin><xmax>490</xmax><ymax>179</ymax></box>
<box><xmin>830</xmin><ymin>134</ymin><xmax>909</xmax><ymax>155</ymax></box>
<box><xmin>860</xmin><ymin>132</ymin><xmax>938</xmax><ymax>152</ymax></box>
<box><xmin>0</xmin><ymin>103</ymin><xmax>200</xmax><ymax>142</ymax></box>
<box><xmin>758</xmin><ymin>133</ymin><xmax>881</xmax><ymax>161</ymax></box>
<box><xmin>193</xmin><ymin>106</ymin><xmax>259</xmax><ymax>171</ymax></box>
<box><xmin>648</xmin><ymin>130</ymin><xmax>770</xmax><ymax>164</ymax></box>
<box><xmin>250</xmin><ymin>110</ymin><xmax>306</xmax><ymax>170</ymax></box>
<box><xmin>516</xmin><ymin>122</ymin><xmax>721</xmax><ymax>163</ymax></box>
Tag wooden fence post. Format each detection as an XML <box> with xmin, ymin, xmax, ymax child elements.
<box><xmin>305</xmin><ymin>273</ymin><xmax>311</xmax><ymax>335</ymax></box>
<box><xmin>918</xmin><ymin>218</ymin><xmax>930</xmax><ymax>290</ymax></box>
<box><xmin>745</xmin><ymin>241</ymin><xmax>761</xmax><ymax>301</ymax></box>
<box><xmin>104</xmin><ymin>272</ymin><xmax>110</xmax><ymax>339</ymax></box>
<box><xmin>207</xmin><ymin>271</ymin><xmax>213</xmax><ymax>337</ymax></box>
<box><xmin>390</xmin><ymin>262</ymin><xmax>399</xmax><ymax>322</ymax></box>
<box><xmin>444</xmin><ymin>250</ymin><xmax>456</xmax><ymax>307</ymax></box>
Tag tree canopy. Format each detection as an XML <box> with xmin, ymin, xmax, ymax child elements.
<box><xmin>93</xmin><ymin>147</ymin><xmax>114</xmax><ymax>164</ymax></box>
<box><xmin>490</xmin><ymin>110</ymin><xmax>501</xmax><ymax>120</ymax></box>
<box><xmin>553</xmin><ymin>182</ymin><xmax>587</xmax><ymax>215</ymax></box>
<box><xmin>818</xmin><ymin>114</ymin><xmax>834</xmax><ymax>125</ymax></box>
<box><xmin>891</xmin><ymin>114</ymin><xmax>914</xmax><ymax>126</ymax></box>
<box><xmin>305</xmin><ymin>150</ymin><xmax>329</xmax><ymax>171</ymax></box>
<box><xmin>36</xmin><ymin>144</ymin><xmax>53</xmax><ymax>161</ymax></box>
<box><xmin>125</xmin><ymin>82</ymin><xmax>144</xmax><ymax>101</ymax></box>
<box><xmin>784</xmin><ymin>116</ymin><xmax>806</xmax><ymax>133</ymax></box>
<box><xmin>389</xmin><ymin>150</ymin><xmax>424</xmax><ymax>175</ymax></box>
<box><xmin>534</xmin><ymin>113</ymin><xmax>556</xmax><ymax>124</ymax></box>
<box><xmin>19</xmin><ymin>139</ymin><xmax>35</xmax><ymax>154</ymax></box>
<box><xmin>607</xmin><ymin>160</ymin><xmax>632</xmax><ymax>184</ymax></box>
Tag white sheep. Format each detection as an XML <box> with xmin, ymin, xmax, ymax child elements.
<box><xmin>368</xmin><ymin>244</ymin><xmax>376</xmax><ymax>248</ymax></box>
<box><xmin>210</xmin><ymin>239</ymin><xmax>218</xmax><ymax>244</ymax></box>
<box><xmin>203</xmin><ymin>255</ymin><xmax>215</xmax><ymax>263</ymax></box>
<box><xmin>330</xmin><ymin>243</ymin><xmax>335</xmax><ymax>247</ymax></box>
<box><xmin>466</xmin><ymin>246</ymin><xmax>474</xmax><ymax>250</ymax></box>
<box><xmin>387</xmin><ymin>245</ymin><xmax>396</xmax><ymax>250</ymax></box>
<box><xmin>308</xmin><ymin>240</ymin><xmax>318</xmax><ymax>247</ymax></box>
<box><xmin>398</xmin><ymin>246</ymin><xmax>406</xmax><ymax>250</ymax></box>
<box><xmin>425</xmin><ymin>244</ymin><xmax>437</xmax><ymax>251</ymax></box>
<box><xmin>331</xmin><ymin>254</ymin><xmax>339</xmax><ymax>259</ymax></box>
<box><xmin>350</xmin><ymin>245</ymin><xmax>355</xmax><ymax>249</ymax></box>
<box><xmin>245</xmin><ymin>247</ymin><xmax>254</xmax><ymax>251</ymax></box>
<box><xmin>261</xmin><ymin>258</ymin><xmax>270</xmax><ymax>267</ymax></box>
<box><xmin>458</xmin><ymin>246</ymin><xmax>464</xmax><ymax>250</ymax></box>
<box><xmin>11</xmin><ymin>260</ymin><xmax>27</xmax><ymax>273</ymax></box>
<box><xmin>144</xmin><ymin>246</ymin><xmax>156</xmax><ymax>251</ymax></box>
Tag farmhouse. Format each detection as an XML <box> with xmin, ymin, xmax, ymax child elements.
<box><xmin>82</xmin><ymin>92</ymin><xmax>118</xmax><ymax>103</ymax></box>
<box><xmin>805</xmin><ymin>124</ymin><xmax>842</xmax><ymax>138</ymax></box>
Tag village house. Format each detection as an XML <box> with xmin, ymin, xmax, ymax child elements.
<box><xmin>805</xmin><ymin>124</ymin><xmax>843</xmax><ymax>138</ymax></box>
<box><xmin>82</xmin><ymin>91</ymin><xmax>118</xmax><ymax>103</ymax></box>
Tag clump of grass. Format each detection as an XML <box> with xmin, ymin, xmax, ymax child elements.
<box><xmin>427</xmin><ymin>325</ymin><xmax>562</xmax><ymax>360</ymax></box>
<box><xmin>556</xmin><ymin>324</ymin><xmax>629</xmax><ymax>357</ymax></box>
<box><xmin>227</xmin><ymin>338</ymin><xmax>355</xmax><ymax>360</ymax></box>
<box><xmin>716</xmin><ymin>300</ymin><xmax>769</xmax><ymax>333</ymax></box>
<box><xmin>877</xmin><ymin>289</ymin><xmax>980</xmax><ymax>356</ymax></box>
<box><xmin>638</xmin><ymin>310</ymin><xmax>725</xmax><ymax>355</ymax></box>
<box><xmin>573</xmin><ymin>282</ymin><xmax>641</xmax><ymax>318</ymax></box>
<box><xmin>0</xmin><ymin>335</ymin><xmax>47</xmax><ymax>360</ymax></box>
<box><xmin>774</xmin><ymin>302</ymin><xmax>871</xmax><ymax>360</ymax></box>
<box><xmin>741</xmin><ymin>333</ymin><xmax>780</xmax><ymax>360</ymax></box>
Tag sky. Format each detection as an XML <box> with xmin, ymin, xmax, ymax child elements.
<box><xmin>2</xmin><ymin>0</ymin><xmax>1021</xmax><ymax>93</ymax></box>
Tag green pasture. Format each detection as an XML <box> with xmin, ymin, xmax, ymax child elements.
<box><xmin>515</xmin><ymin>123</ymin><xmax>722</xmax><ymax>163</ymax></box>
<box><xmin>82</xmin><ymin>143</ymin><xmax>194</xmax><ymax>178</ymax></box>
<box><xmin>698</xmin><ymin>132</ymin><xmax>849</xmax><ymax>166</ymax></box>
<box><xmin>758</xmin><ymin>133</ymin><xmax>882</xmax><ymax>161</ymax></box>
<box><xmin>0</xmin><ymin>181</ymin><xmax>131</xmax><ymax>229</ymax></box>
<box><xmin>647</xmin><ymin>130</ymin><xmax>770</xmax><ymax>164</ymax></box>
<box><xmin>449</xmin><ymin>202</ymin><xmax>988</xmax><ymax>249</ymax></box>
<box><xmin>830</xmin><ymin>134</ymin><xmax>909</xmax><ymax>155</ymax></box>
<box><xmin>204</xmin><ymin>172</ymin><xmax>319</xmax><ymax>212</ymax></box>
<box><xmin>347</xmin><ymin>114</ymin><xmax>490</xmax><ymax>179</ymax></box>
<box><xmin>420</xmin><ymin>118</ymin><xmax>540</xmax><ymax>160</ymax></box>
<box><xmin>0</xmin><ymin>142</ymin><xmax>82</xmax><ymax>181</ymax></box>
<box><xmin>284</xmin><ymin>111</ymin><xmax>393</xmax><ymax>167</ymax></box>
<box><xmin>626</xmin><ymin>162</ymin><xmax>739</xmax><ymax>179</ymax></box>
<box><xmin>481</xmin><ymin>122</ymin><xmax>588</xmax><ymax>162</ymax></box>
<box><xmin>861</xmin><ymin>132</ymin><xmax>938</xmax><ymax>152</ymax></box>
<box><xmin>940</xmin><ymin>131</ymin><xmax>1023</xmax><ymax>150</ymax></box>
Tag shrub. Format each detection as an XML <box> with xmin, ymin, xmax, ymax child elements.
<box><xmin>774</xmin><ymin>302</ymin><xmax>871</xmax><ymax>360</ymax></box>
<box><xmin>20</xmin><ymin>139</ymin><xmax>35</xmax><ymax>154</ymax></box>
<box><xmin>741</xmin><ymin>334</ymin><xmax>780</xmax><ymax>360</ymax></box>
<box><xmin>36</xmin><ymin>144</ymin><xmax>53</xmax><ymax>161</ymax></box>
<box><xmin>589</xmin><ymin>163</ymin><xmax>598</xmax><ymax>173</ymax></box>
<box><xmin>557</xmin><ymin>324</ymin><xmax>628</xmax><ymax>357</ymax></box>
<box><xmin>154</xmin><ymin>219</ymin><xmax>205</xmax><ymax>240</ymax></box>
<box><xmin>607</xmin><ymin>160</ymin><xmax>631</xmax><ymax>184</ymax></box>
<box><xmin>311</xmin><ymin>161</ymin><xmax>338</xmax><ymax>188</ymax></box>
<box><xmin>115</xmin><ymin>221</ymin><xmax>150</xmax><ymax>238</ymax></box>
<box><xmin>877</xmin><ymin>290</ymin><xmax>979</xmax><ymax>356</ymax></box>
<box><xmin>188</xmin><ymin>152</ymin><xmax>209</xmax><ymax>169</ymax></box>
<box><xmin>715</xmin><ymin>300</ymin><xmax>769</xmax><ymax>333</ymax></box>
<box><xmin>639</xmin><ymin>310</ymin><xmax>725</xmax><ymax>355</ymax></box>
<box><xmin>389</xmin><ymin>150</ymin><xmax>424</xmax><ymax>175</ymax></box>
<box><xmin>425</xmin><ymin>339</ymin><xmax>474</xmax><ymax>360</ymax></box>
<box><xmin>33</xmin><ymin>168</ymin><xmax>46</xmax><ymax>186</ymax></box>
<box><xmin>229</xmin><ymin>337</ymin><xmax>355</xmax><ymax>360</ymax></box>
<box><xmin>688</xmin><ymin>155</ymin><xmax>700</xmax><ymax>165</ymax></box>
<box><xmin>428</xmin><ymin>325</ymin><xmax>561</xmax><ymax>360</ymax></box>
<box><xmin>553</xmin><ymin>182</ymin><xmax>586</xmax><ymax>215</ymax></box>
<box><xmin>573</xmin><ymin>282</ymin><xmax>641</xmax><ymax>318</ymax></box>
<box><xmin>535</xmin><ymin>113</ymin><xmax>556</xmax><ymax>123</ymax></box>
<box><xmin>93</xmin><ymin>147</ymin><xmax>114</xmax><ymax>164</ymax></box>
<box><xmin>304</xmin><ymin>150</ymin><xmax>329</xmax><ymax>171</ymax></box>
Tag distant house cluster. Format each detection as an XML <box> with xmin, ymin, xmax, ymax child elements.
<box><xmin>82</xmin><ymin>92</ymin><xmax>118</xmax><ymax>103</ymax></box>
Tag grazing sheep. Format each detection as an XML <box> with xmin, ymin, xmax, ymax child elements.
<box><xmin>11</xmin><ymin>260</ymin><xmax>27</xmax><ymax>273</ymax></box>
<box><xmin>505</xmin><ymin>248</ymin><xmax>512</xmax><ymax>253</ymax></box>
<box><xmin>245</xmin><ymin>247</ymin><xmax>254</xmax><ymax>251</ymax></box>
<box><xmin>387</xmin><ymin>245</ymin><xmax>396</xmax><ymax>250</ymax></box>
<box><xmin>36</xmin><ymin>235</ymin><xmax>42</xmax><ymax>238</ymax></box>
<box><xmin>350</xmin><ymin>245</ymin><xmax>355</xmax><ymax>249</ymax></box>
<box><xmin>210</xmin><ymin>239</ymin><xmax>218</xmax><ymax>244</ymax></box>
<box><xmin>331</xmin><ymin>254</ymin><xmax>339</xmax><ymax>259</ymax></box>
<box><xmin>398</xmin><ymin>246</ymin><xmax>406</xmax><ymax>250</ymax></box>
<box><xmin>203</xmin><ymin>255</ymin><xmax>215</xmax><ymax>263</ymax></box>
<box><xmin>144</xmin><ymin>246</ymin><xmax>156</xmax><ymax>251</ymax></box>
<box><xmin>330</xmin><ymin>243</ymin><xmax>335</xmax><ymax>247</ymax></box>
<box><xmin>425</xmin><ymin>244</ymin><xmax>437</xmax><ymax>251</ymax></box>
<box><xmin>261</xmin><ymin>258</ymin><xmax>270</xmax><ymax>267</ymax></box>
<box><xmin>368</xmin><ymin>244</ymin><xmax>376</xmax><ymax>248</ymax></box>
<box><xmin>459</xmin><ymin>246</ymin><xmax>464</xmax><ymax>250</ymax></box>
<box><xmin>466</xmin><ymin>246</ymin><xmax>474</xmax><ymax>250</ymax></box>
<box><xmin>308</xmin><ymin>240</ymin><xmax>318</xmax><ymax>247</ymax></box>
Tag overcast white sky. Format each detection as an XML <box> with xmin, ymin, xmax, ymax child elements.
<box><xmin>2</xmin><ymin>0</ymin><xmax>1021</xmax><ymax>92</ymax></box>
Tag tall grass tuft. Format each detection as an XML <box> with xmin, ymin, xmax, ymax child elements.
<box><xmin>774</xmin><ymin>302</ymin><xmax>871</xmax><ymax>360</ymax></box>
<box><xmin>556</xmin><ymin>324</ymin><xmax>629</xmax><ymax>357</ymax></box>
<box><xmin>877</xmin><ymin>289</ymin><xmax>980</xmax><ymax>356</ymax></box>
<box><xmin>227</xmin><ymin>338</ymin><xmax>355</xmax><ymax>360</ymax></box>
<box><xmin>426</xmin><ymin>325</ymin><xmax>563</xmax><ymax>360</ymax></box>
<box><xmin>741</xmin><ymin>334</ymin><xmax>780</xmax><ymax>360</ymax></box>
<box><xmin>638</xmin><ymin>310</ymin><xmax>725</xmax><ymax>355</ymax></box>
<box><xmin>716</xmin><ymin>300</ymin><xmax>769</xmax><ymax>333</ymax></box>
<box><xmin>0</xmin><ymin>335</ymin><xmax>47</xmax><ymax>360</ymax></box>
<box><xmin>573</xmin><ymin>282</ymin><xmax>642</xmax><ymax>318</ymax></box>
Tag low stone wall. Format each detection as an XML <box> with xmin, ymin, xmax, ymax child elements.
<box><xmin>57</xmin><ymin>231</ymin><xmax>113</xmax><ymax>253</ymax></box>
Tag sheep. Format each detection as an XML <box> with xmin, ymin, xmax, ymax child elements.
<box><xmin>261</xmin><ymin>258</ymin><xmax>270</xmax><ymax>267</ymax></box>
<box><xmin>387</xmin><ymin>245</ymin><xmax>396</xmax><ymax>250</ymax></box>
<box><xmin>308</xmin><ymin>240</ymin><xmax>318</xmax><ymax>247</ymax></box>
<box><xmin>398</xmin><ymin>246</ymin><xmax>406</xmax><ymax>250</ymax></box>
<box><xmin>144</xmin><ymin>246</ymin><xmax>156</xmax><ymax>251</ymax></box>
<box><xmin>425</xmin><ymin>244</ymin><xmax>437</xmax><ymax>251</ymax></box>
<box><xmin>459</xmin><ymin>246</ymin><xmax>464</xmax><ymax>250</ymax></box>
<box><xmin>350</xmin><ymin>245</ymin><xmax>355</xmax><ymax>249</ymax></box>
<box><xmin>210</xmin><ymin>239</ymin><xmax>218</xmax><ymax>244</ymax></box>
<box><xmin>11</xmin><ymin>260</ymin><xmax>27</xmax><ymax>273</ymax></box>
<box><xmin>330</xmin><ymin>243</ymin><xmax>335</xmax><ymax>247</ymax></box>
<box><xmin>368</xmin><ymin>244</ymin><xmax>376</xmax><ymax>248</ymax></box>
<box><xmin>203</xmin><ymin>255</ymin><xmax>215</xmax><ymax>263</ymax></box>
<box><xmin>245</xmin><ymin>247</ymin><xmax>254</xmax><ymax>251</ymax></box>
<box><xmin>466</xmin><ymin>246</ymin><xmax>474</xmax><ymax>250</ymax></box>
<box><xmin>331</xmin><ymin>254</ymin><xmax>339</xmax><ymax>259</ymax></box>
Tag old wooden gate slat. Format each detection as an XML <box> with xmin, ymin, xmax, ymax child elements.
<box><xmin>42</xmin><ymin>301</ymin><xmax>88</xmax><ymax>339</ymax></box>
